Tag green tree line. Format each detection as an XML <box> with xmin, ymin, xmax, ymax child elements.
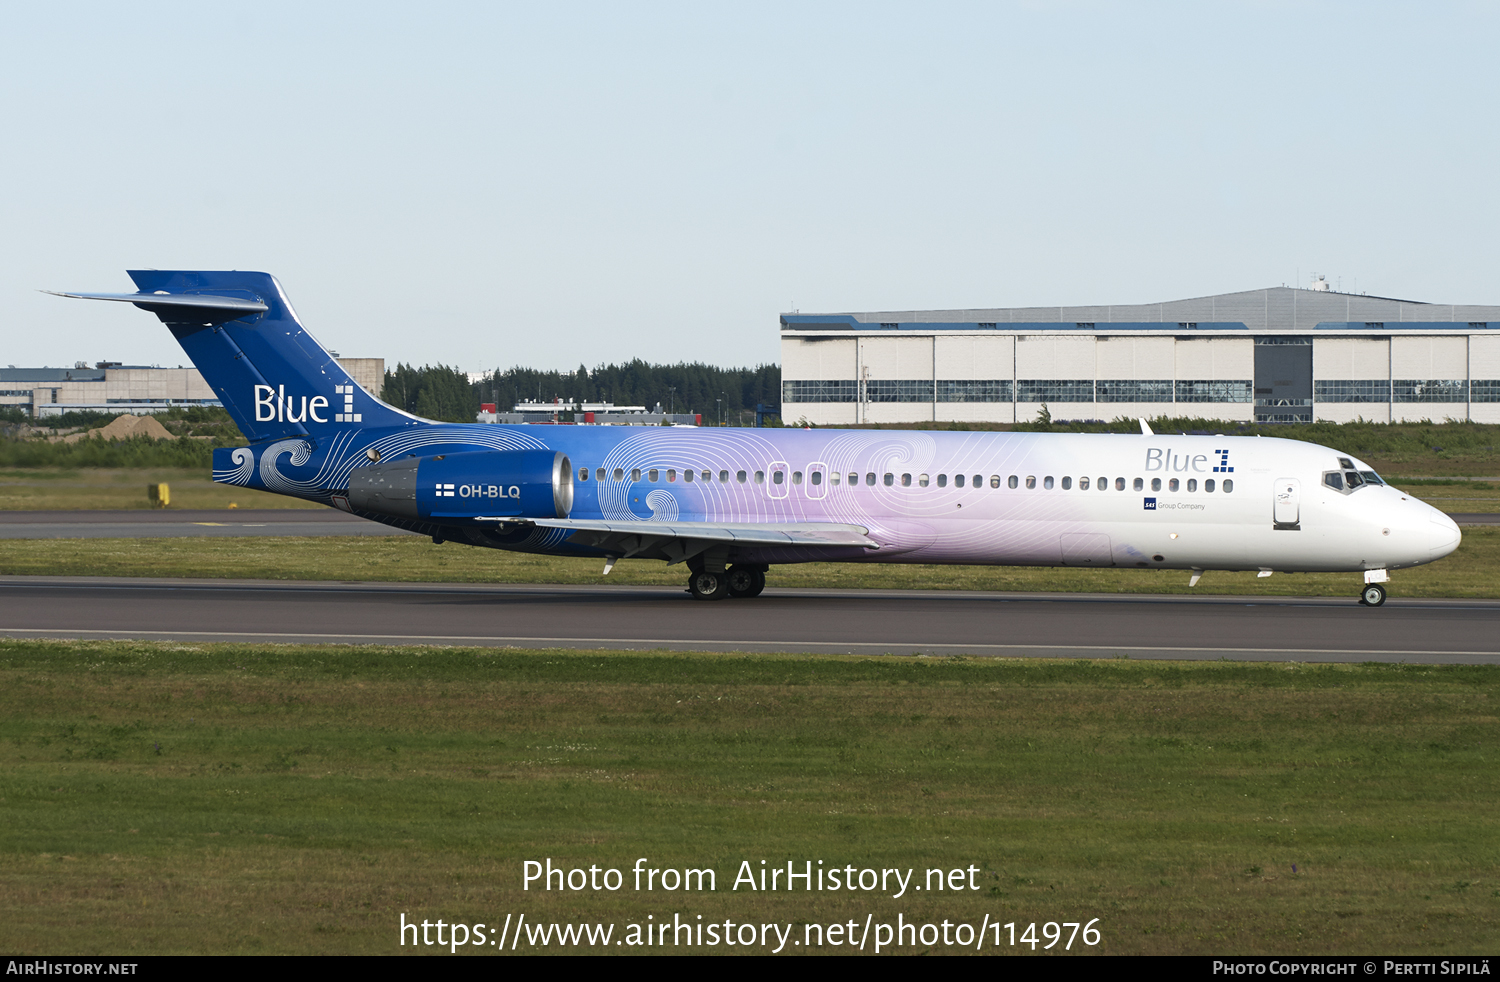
<box><xmin>381</xmin><ymin>361</ymin><xmax>781</xmax><ymax>424</ymax></box>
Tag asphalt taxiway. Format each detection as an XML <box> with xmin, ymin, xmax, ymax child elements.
<box><xmin>1</xmin><ymin>575</ymin><xmax>1496</xmax><ymax>664</ymax></box>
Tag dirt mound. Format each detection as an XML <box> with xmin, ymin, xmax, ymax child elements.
<box><xmin>58</xmin><ymin>413</ymin><xmax>175</xmax><ymax>444</ymax></box>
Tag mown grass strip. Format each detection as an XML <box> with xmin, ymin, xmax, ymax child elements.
<box><xmin>1</xmin><ymin>640</ymin><xmax>1495</xmax><ymax>956</ymax></box>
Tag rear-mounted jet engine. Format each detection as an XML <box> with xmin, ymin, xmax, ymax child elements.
<box><xmin>348</xmin><ymin>449</ymin><xmax>573</xmax><ymax>522</ymax></box>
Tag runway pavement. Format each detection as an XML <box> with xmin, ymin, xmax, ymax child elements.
<box><xmin>0</xmin><ymin>509</ymin><xmax>414</xmax><ymax>538</ymax></box>
<box><xmin>1</xmin><ymin>575</ymin><xmax>1497</xmax><ymax>664</ymax></box>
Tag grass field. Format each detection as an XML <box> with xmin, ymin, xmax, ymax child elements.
<box><xmin>0</xmin><ymin>468</ymin><xmax>321</xmax><ymax>511</ymax></box>
<box><xmin>0</xmin><ymin>640</ymin><xmax>1494</xmax><ymax>955</ymax></box>
<box><xmin>0</xmin><ymin>526</ymin><xmax>1495</xmax><ymax>599</ymax></box>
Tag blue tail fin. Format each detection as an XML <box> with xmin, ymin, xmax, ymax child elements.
<box><xmin>58</xmin><ymin>270</ymin><xmax>416</xmax><ymax>443</ymax></box>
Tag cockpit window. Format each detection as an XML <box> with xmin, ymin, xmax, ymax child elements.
<box><xmin>1324</xmin><ymin>470</ymin><xmax>1374</xmax><ymax>495</ymax></box>
<box><xmin>1360</xmin><ymin>470</ymin><xmax>1384</xmax><ymax>486</ymax></box>
<box><xmin>1337</xmin><ymin>457</ymin><xmax>1354</xmax><ymax>469</ymax></box>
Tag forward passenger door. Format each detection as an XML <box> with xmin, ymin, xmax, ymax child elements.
<box><xmin>1273</xmin><ymin>478</ymin><xmax>1300</xmax><ymax>530</ymax></box>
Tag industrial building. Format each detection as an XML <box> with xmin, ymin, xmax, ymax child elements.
<box><xmin>0</xmin><ymin>358</ymin><xmax>384</xmax><ymax>417</ymax></box>
<box><xmin>780</xmin><ymin>282</ymin><xmax>1500</xmax><ymax>426</ymax></box>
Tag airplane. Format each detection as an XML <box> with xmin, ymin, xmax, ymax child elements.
<box><xmin>50</xmin><ymin>270</ymin><xmax>1461</xmax><ymax>608</ymax></box>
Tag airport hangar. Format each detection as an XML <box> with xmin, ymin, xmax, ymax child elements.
<box><xmin>779</xmin><ymin>283</ymin><xmax>1500</xmax><ymax>427</ymax></box>
<box><xmin>0</xmin><ymin>358</ymin><xmax>383</xmax><ymax>417</ymax></box>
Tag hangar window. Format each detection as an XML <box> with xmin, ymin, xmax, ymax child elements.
<box><xmin>1186</xmin><ymin>479</ymin><xmax>1198</xmax><ymax>492</ymax></box>
<box><xmin>613</xmin><ymin>468</ymin><xmax>625</xmax><ymax>481</ymax></box>
<box><xmin>1151</xmin><ymin>478</ymin><xmax>1161</xmax><ymax>491</ymax></box>
<box><xmin>1115</xmin><ymin>478</ymin><xmax>1125</xmax><ymax>491</ymax></box>
<box><xmin>648</xmin><ymin>469</ymin><xmax>659</xmax><ymax>483</ymax></box>
<box><xmin>937</xmin><ymin>474</ymin><xmax>947</xmax><ymax>488</ymax></box>
<box><xmin>1025</xmin><ymin>475</ymin><xmax>1036</xmax><ymax>489</ymax></box>
<box><xmin>1061</xmin><ymin>476</ymin><xmax>1071</xmax><ymax>489</ymax></box>
<box><xmin>1133</xmin><ymin>478</ymin><xmax>1143</xmax><ymax>491</ymax></box>
<box><xmin>1316</xmin><ymin>380</ymin><xmax>1391</xmax><ymax>403</ymax></box>
<box><xmin>578</xmin><ymin>468</ymin><xmax>589</xmax><ymax>482</ymax></box>
<box><xmin>884</xmin><ymin>473</ymin><xmax>895</xmax><ymax>486</ymax></box>
<box><xmin>1393</xmin><ymin>379</ymin><xmax>1467</xmax><ymax>402</ymax></box>
<box><xmin>1008</xmin><ymin>475</ymin><xmax>1018</xmax><ymax>489</ymax></box>
<box><xmin>1080</xmin><ymin>476</ymin><xmax>1091</xmax><ymax>490</ymax></box>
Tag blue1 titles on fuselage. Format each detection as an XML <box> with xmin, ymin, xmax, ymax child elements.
<box><xmin>51</xmin><ymin>270</ymin><xmax>1460</xmax><ymax>606</ymax></box>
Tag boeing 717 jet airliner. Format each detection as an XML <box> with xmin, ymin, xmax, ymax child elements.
<box><xmin>51</xmin><ymin>271</ymin><xmax>1461</xmax><ymax>606</ymax></box>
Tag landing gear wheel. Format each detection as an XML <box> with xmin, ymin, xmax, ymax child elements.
<box><xmin>688</xmin><ymin>569</ymin><xmax>729</xmax><ymax>601</ymax></box>
<box><xmin>1360</xmin><ymin>583</ymin><xmax>1387</xmax><ymax>607</ymax></box>
<box><xmin>726</xmin><ymin>566</ymin><xmax>766</xmax><ymax>598</ymax></box>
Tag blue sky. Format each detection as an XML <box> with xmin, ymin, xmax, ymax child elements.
<box><xmin>2</xmin><ymin>2</ymin><xmax>1496</xmax><ymax>372</ymax></box>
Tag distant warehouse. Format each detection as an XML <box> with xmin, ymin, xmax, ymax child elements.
<box><xmin>780</xmin><ymin>281</ymin><xmax>1500</xmax><ymax>425</ymax></box>
<box><xmin>0</xmin><ymin>357</ymin><xmax>383</xmax><ymax>417</ymax></box>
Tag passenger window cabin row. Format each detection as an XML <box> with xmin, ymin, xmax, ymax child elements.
<box><xmin>573</xmin><ymin>467</ymin><xmax>1234</xmax><ymax>494</ymax></box>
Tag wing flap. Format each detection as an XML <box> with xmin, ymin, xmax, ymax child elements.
<box><xmin>474</xmin><ymin>516</ymin><xmax>878</xmax><ymax>549</ymax></box>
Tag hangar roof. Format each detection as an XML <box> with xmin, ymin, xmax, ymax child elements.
<box><xmin>781</xmin><ymin>286</ymin><xmax>1500</xmax><ymax>334</ymax></box>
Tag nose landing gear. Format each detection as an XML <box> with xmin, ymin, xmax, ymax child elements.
<box><xmin>1359</xmin><ymin>583</ymin><xmax>1387</xmax><ymax>607</ymax></box>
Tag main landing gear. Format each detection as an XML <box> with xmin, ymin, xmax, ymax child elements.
<box><xmin>688</xmin><ymin>564</ymin><xmax>766</xmax><ymax>601</ymax></box>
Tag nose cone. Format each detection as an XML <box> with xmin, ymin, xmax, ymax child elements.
<box><xmin>1430</xmin><ymin>513</ymin><xmax>1462</xmax><ymax>560</ymax></box>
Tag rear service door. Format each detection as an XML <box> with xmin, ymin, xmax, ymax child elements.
<box><xmin>1273</xmin><ymin>478</ymin><xmax>1300</xmax><ymax>530</ymax></box>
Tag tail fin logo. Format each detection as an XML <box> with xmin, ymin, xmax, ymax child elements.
<box><xmin>254</xmin><ymin>384</ymin><xmax>362</xmax><ymax>424</ymax></box>
<box><xmin>335</xmin><ymin>385</ymin><xmax>362</xmax><ymax>423</ymax></box>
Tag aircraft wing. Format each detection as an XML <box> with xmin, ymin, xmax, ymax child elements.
<box><xmin>472</xmin><ymin>516</ymin><xmax>878</xmax><ymax>568</ymax></box>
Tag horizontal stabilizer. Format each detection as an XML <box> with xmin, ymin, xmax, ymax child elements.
<box><xmin>44</xmin><ymin>290</ymin><xmax>269</xmax><ymax>315</ymax></box>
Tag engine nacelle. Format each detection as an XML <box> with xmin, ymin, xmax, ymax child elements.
<box><xmin>347</xmin><ymin>449</ymin><xmax>573</xmax><ymax>521</ymax></box>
